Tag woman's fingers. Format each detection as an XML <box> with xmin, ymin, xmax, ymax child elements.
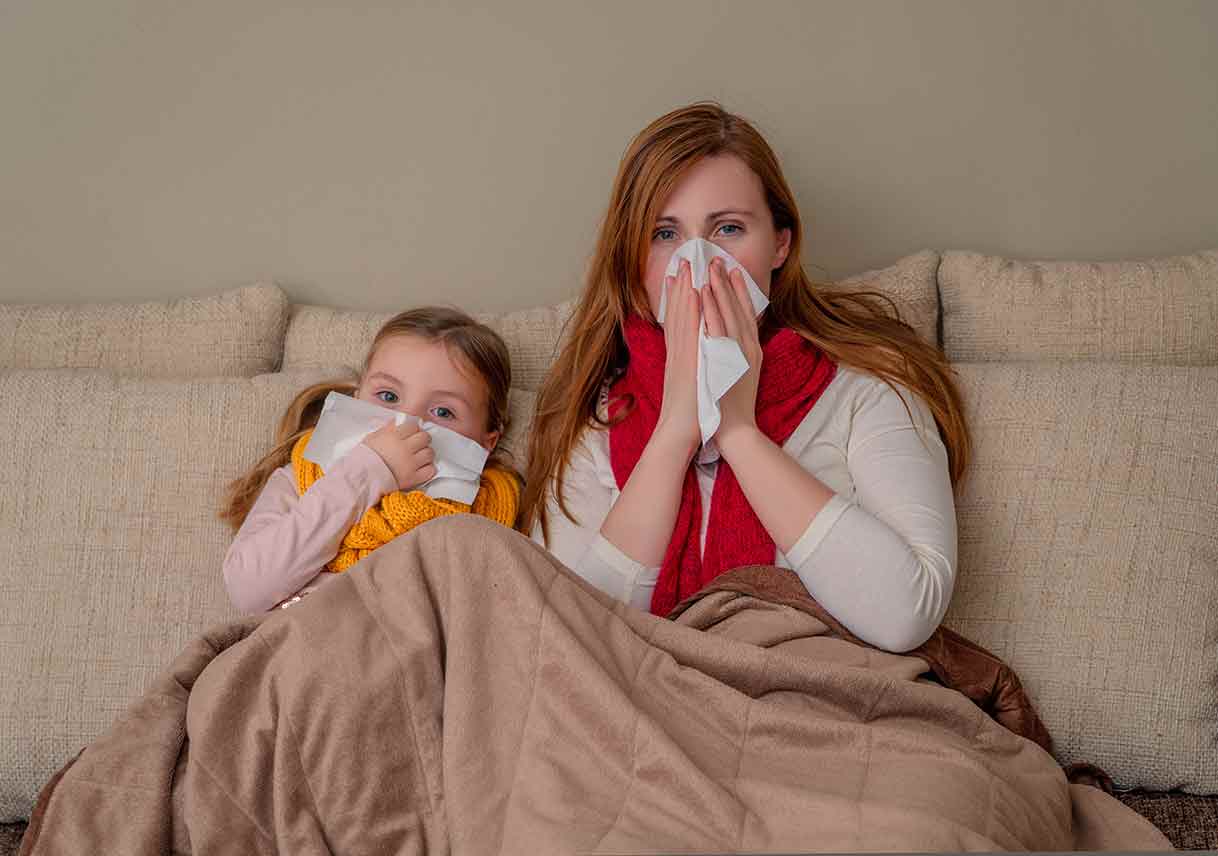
<box><xmin>702</xmin><ymin>268</ymin><xmax>725</xmax><ymax>337</ymax></box>
<box><xmin>669</xmin><ymin>260</ymin><xmax>697</xmax><ymax>331</ymax></box>
<box><xmin>709</xmin><ymin>258</ymin><xmax>743</xmax><ymax>341</ymax></box>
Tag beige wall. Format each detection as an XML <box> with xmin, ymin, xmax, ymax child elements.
<box><xmin>2</xmin><ymin>0</ymin><xmax>1216</xmax><ymax>313</ymax></box>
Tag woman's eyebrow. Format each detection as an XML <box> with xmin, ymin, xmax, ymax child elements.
<box><xmin>656</xmin><ymin>209</ymin><xmax>757</xmax><ymax>225</ymax></box>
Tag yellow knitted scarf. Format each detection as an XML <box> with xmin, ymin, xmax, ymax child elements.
<box><xmin>290</xmin><ymin>430</ymin><xmax>520</xmax><ymax>573</ymax></box>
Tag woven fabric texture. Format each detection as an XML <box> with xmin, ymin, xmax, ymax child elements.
<box><xmin>0</xmin><ymin>367</ymin><xmax>343</xmax><ymax>820</ymax></box>
<box><xmin>281</xmin><ymin>251</ymin><xmax>942</xmax><ymax>390</ymax></box>
<box><xmin>0</xmin><ymin>283</ymin><xmax>289</xmax><ymax>377</ymax></box>
<box><xmin>282</xmin><ymin>300</ymin><xmax>575</xmax><ymax>393</ymax></box>
<box><xmin>827</xmin><ymin>249</ymin><xmax>940</xmax><ymax>346</ymax></box>
<box><xmin>945</xmin><ymin>361</ymin><xmax>1218</xmax><ymax>792</ymax></box>
<box><xmin>940</xmin><ymin>249</ymin><xmax>1218</xmax><ymax>364</ymax></box>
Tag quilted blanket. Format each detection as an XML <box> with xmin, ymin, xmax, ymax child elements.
<box><xmin>21</xmin><ymin>516</ymin><xmax>1171</xmax><ymax>853</ymax></box>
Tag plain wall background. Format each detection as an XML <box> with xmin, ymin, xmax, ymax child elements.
<box><xmin>2</xmin><ymin>0</ymin><xmax>1216</xmax><ymax>313</ymax></box>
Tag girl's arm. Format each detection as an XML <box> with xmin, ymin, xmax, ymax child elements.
<box><xmin>718</xmin><ymin>381</ymin><xmax>957</xmax><ymax>653</ymax></box>
<box><xmin>222</xmin><ymin>444</ymin><xmax>397</xmax><ymax>614</ymax></box>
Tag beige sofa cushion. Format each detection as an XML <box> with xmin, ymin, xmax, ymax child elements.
<box><xmin>0</xmin><ymin>366</ymin><xmax>356</xmax><ymax>821</ymax></box>
<box><xmin>940</xmin><ymin>249</ymin><xmax>1218</xmax><ymax>363</ymax></box>
<box><xmin>283</xmin><ymin>250</ymin><xmax>939</xmax><ymax>398</ymax></box>
<box><xmin>0</xmin><ymin>284</ymin><xmax>289</xmax><ymax>377</ymax></box>
<box><xmin>944</xmin><ymin>361</ymin><xmax>1218</xmax><ymax>793</ymax></box>
<box><xmin>829</xmin><ymin>249</ymin><xmax>940</xmax><ymax>346</ymax></box>
<box><xmin>283</xmin><ymin>301</ymin><xmax>575</xmax><ymax>393</ymax></box>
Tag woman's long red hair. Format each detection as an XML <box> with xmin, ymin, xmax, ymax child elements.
<box><xmin>520</xmin><ymin>102</ymin><xmax>969</xmax><ymax>540</ymax></box>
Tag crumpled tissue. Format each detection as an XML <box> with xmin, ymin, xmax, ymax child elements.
<box><xmin>302</xmin><ymin>391</ymin><xmax>489</xmax><ymax>504</ymax></box>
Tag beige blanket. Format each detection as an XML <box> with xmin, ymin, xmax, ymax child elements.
<box><xmin>22</xmin><ymin>517</ymin><xmax>1171</xmax><ymax>854</ymax></box>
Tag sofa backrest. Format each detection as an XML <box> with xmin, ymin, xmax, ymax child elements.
<box><xmin>2</xmin><ymin>247</ymin><xmax>1214</xmax><ymax>821</ymax></box>
<box><xmin>940</xmin><ymin>248</ymin><xmax>1218</xmax><ymax>793</ymax></box>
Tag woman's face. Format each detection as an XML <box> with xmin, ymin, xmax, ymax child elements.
<box><xmin>642</xmin><ymin>153</ymin><xmax>792</xmax><ymax>316</ymax></box>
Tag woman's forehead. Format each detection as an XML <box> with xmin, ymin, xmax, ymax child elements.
<box><xmin>658</xmin><ymin>154</ymin><xmax>765</xmax><ymax>218</ymax></box>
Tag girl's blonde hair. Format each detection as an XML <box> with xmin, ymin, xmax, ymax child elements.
<box><xmin>220</xmin><ymin>306</ymin><xmax>514</xmax><ymax>531</ymax></box>
<box><xmin>520</xmin><ymin>101</ymin><xmax>971</xmax><ymax>540</ymax></box>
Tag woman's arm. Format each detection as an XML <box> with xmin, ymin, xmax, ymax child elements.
<box><xmin>720</xmin><ymin>381</ymin><xmax>957</xmax><ymax>653</ymax></box>
<box><xmin>704</xmin><ymin>261</ymin><xmax>955</xmax><ymax>652</ymax></box>
<box><xmin>532</xmin><ymin>430</ymin><xmax>664</xmax><ymax>611</ymax></box>
<box><xmin>222</xmin><ymin>444</ymin><xmax>397</xmax><ymax>614</ymax></box>
<box><xmin>592</xmin><ymin>261</ymin><xmax>702</xmax><ymax>575</ymax></box>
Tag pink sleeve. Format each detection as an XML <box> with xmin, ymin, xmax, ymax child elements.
<box><xmin>221</xmin><ymin>443</ymin><xmax>398</xmax><ymax>614</ymax></box>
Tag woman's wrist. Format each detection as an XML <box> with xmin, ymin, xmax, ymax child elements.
<box><xmin>649</xmin><ymin>418</ymin><xmax>700</xmax><ymax>465</ymax></box>
<box><xmin>715</xmin><ymin>422</ymin><xmax>766</xmax><ymax>463</ymax></box>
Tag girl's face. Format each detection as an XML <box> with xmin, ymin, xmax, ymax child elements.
<box><xmin>357</xmin><ymin>334</ymin><xmax>500</xmax><ymax>451</ymax></box>
<box><xmin>642</xmin><ymin>153</ymin><xmax>792</xmax><ymax>317</ymax></box>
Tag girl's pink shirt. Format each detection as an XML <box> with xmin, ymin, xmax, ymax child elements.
<box><xmin>221</xmin><ymin>443</ymin><xmax>398</xmax><ymax>614</ymax></box>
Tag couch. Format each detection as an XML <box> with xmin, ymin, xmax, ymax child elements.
<box><xmin>1</xmin><ymin>247</ymin><xmax>1215</xmax><ymax>852</ymax></box>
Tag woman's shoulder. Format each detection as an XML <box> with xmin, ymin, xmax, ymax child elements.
<box><xmin>826</xmin><ymin>364</ymin><xmax>939</xmax><ymax>438</ymax></box>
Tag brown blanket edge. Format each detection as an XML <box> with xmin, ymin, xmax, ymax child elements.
<box><xmin>668</xmin><ymin>565</ymin><xmax>1066</xmax><ymax>763</ymax></box>
<box><xmin>16</xmin><ymin>750</ymin><xmax>82</xmax><ymax>856</ymax></box>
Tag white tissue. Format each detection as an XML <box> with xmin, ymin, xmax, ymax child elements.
<box><xmin>302</xmin><ymin>391</ymin><xmax>490</xmax><ymax>504</ymax></box>
<box><xmin>655</xmin><ymin>238</ymin><xmax>770</xmax><ymax>460</ymax></box>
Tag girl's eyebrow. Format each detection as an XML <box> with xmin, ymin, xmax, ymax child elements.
<box><xmin>433</xmin><ymin>389</ymin><xmax>472</xmax><ymax>408</ymax></box>
<box><xmin>656</xmin><ymin>209</ymin><xmax>757</xmax><ymax>225</ymax></box>
<box><xmin>366</xmin><ymin>371</ymin><xmax>402</xmax><ymax>386</ymax></box>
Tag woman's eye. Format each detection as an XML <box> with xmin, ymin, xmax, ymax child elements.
<box><xmin>716</xmin><ymin>223</ymin><xmax>743</xmax><ymax>236</ymax></box>
<box><xmin>375</xmin><ymin>390</ymin><xmax>399</xmax><ymax>404</ymax></box>
<box><xmin>430</xmin><ymin>406</ymin><xmax>455</xmax><ymax>420</ymax></box>
<box><xmin>652</xmin><ymin>228</ymin><xmax>678</xmax><ymax>242</ymax></box>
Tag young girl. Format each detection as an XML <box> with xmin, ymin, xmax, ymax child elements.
<box><xmin>220</xmin><ymin>306</ymin><xmax>519</xmax><ymax>614</ymax></box>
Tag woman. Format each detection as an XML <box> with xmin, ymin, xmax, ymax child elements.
<box><xmin>522</xmin><ymin>102</ymin><xmax>967</xmax><ymax>652</ymax></box>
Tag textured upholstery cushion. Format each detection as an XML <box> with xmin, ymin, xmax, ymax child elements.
<box><xmin>283</xmin><ymin>250</ymin><xmax>939</xmax><ymax>398</ymax></box>
<box><xmin>940</xmin><ymin>249</ymin><xmax>1218</xmax><ymax>363</ymax></box>
<box><xmin>282</xmin><ymin>300</ymin><xmax>575</xmax><ymax>393</ymax></box>
<box><xmin>829</xmin><ymin>249</ymin><xmax>940</xmax><ymax>346</ymax></box>
<box><xmin>0</xmin><ymin>284</ymin><xmax>289</xmax><ymax>378</ymax></box>
<box><xmin>944</xmin><ymin>361</ymin><xmax>1218</xmax><ymax>793</ymax></box>
<box><xmin>0</xmin><ymin>367</ymin><xmax>349</xmax><ymax>821</ymax></box>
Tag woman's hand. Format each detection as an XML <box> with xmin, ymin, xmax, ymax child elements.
<box><xmin>362</xmin><ymin>420</ymin><xmax>437</xmax><ymax>492</ymax></box>
<box><xmin>655</xmin><ymin>258</ymin><xmax>702</xmax><ymax>462</ymax></box>
<box><xmin>702</xmin><ymin>256</ymin><xmax>762</xmax><ymax>447</ymax></box>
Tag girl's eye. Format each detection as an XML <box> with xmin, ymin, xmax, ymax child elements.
<box><xmin>430</xmin><ymin>406</ymin><xmax>456</xmax><ymax>420</ymax></box>
<box><xmin>716</xmin><ymin>223</ymin><xmax>743</xmax><ymax>237</ymax></box>
<box><xmin>375</xmin><ymin>390</ymin><xmax>399</xmax><ymax>404</ymax></box>
<box><xmin>652</xmin><ymin>228</ymin><xmax>678</xmax><ymax>242</ymax></box>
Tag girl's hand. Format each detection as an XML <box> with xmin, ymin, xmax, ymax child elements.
<box><xmin>654</xmin><ymin>258</ymin><xmax>702</xmax><ymax>462</ymax></box>
<box><xmin>702</xmin><ymin>256</ymin><xmax>762</xmax><ymax>447</ymax></box>
<box><xmin>362</xmin><ymin>420</ymin><xmax>437</xmax><ymax>492</ymax></box>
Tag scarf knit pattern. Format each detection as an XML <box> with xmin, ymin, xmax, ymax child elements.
<box><xmin>291</xmin><ymin>430</ymin><xmax>520</xmax><ymax>572</ymax></box>
<box><xmin>609</xmin><ymin>314</ymin><xmax>837</xmax><ymax>616</ymax></box>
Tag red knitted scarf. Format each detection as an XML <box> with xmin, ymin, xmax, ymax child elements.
<box><xmin>609</xmin><ymin>314</ymin><xmax>837</xmax><ymax>616</ymax></box>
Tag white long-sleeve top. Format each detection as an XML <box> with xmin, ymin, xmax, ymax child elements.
<box><xmin>531</xmin><ymin>366</ymin><xmax>958</xmax><ymax>653</ymax></box>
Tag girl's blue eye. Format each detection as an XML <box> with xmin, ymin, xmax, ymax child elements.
<box><xmin>652</xmin><ymin>228</ymin><xmax>678</xmax><ymax>242</ymax></box>
<box><xmin>376</xmin><ymin>390</ymin><xmax>398</xmax><ymax>404</ymax></box>
<box><xmin>430</xmin><ymin>406</ymin><xmax>455</xmax><ymax>420</ymax></box>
